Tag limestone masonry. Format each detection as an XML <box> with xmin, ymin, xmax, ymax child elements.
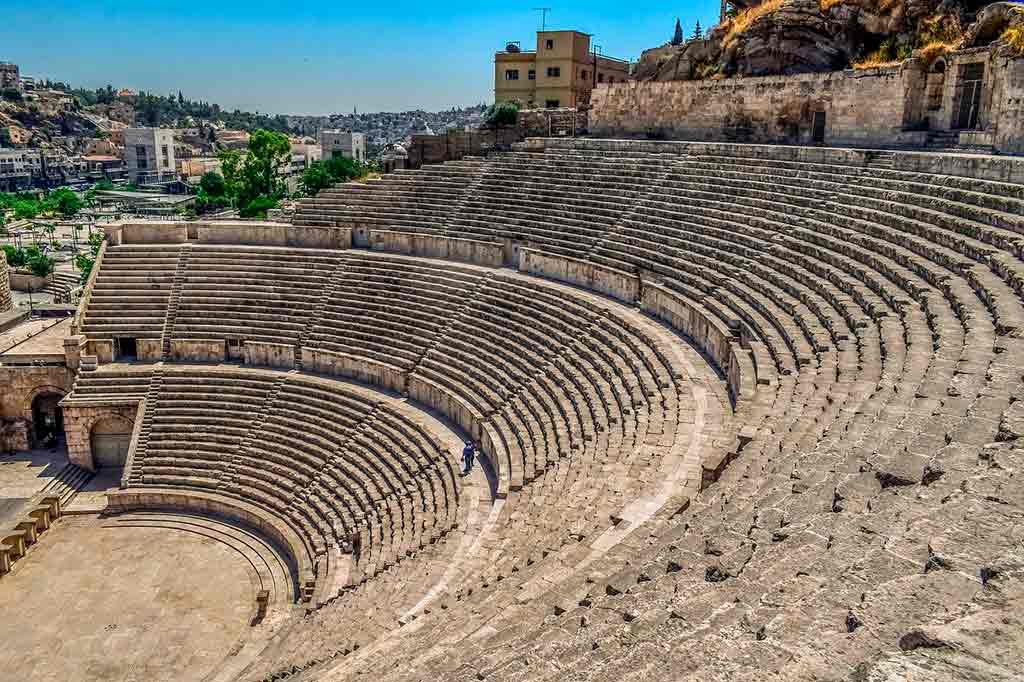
<box><xmin>592</xmin><ymin>45</ymin><xmax>1024</xmax><ymax>153</ymax></box>
<box><xmin>0</xmin><ymin>258</ymin><xmax>11</xmax><ymax>314</ymax></box>
<box><xmin>1</xmin><ymin>137</ymin><xmax>1023</xmax><ymax>682</ymax></box>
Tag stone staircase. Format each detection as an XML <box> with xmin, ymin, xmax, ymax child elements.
<box><xmin>43</xmin><ymin>271</ymin><xmax>81</xmax><ymax>303</ymax></box>
<box><xmin>39</xmin><ymin>462</ymin><xmax>94</xmax><ymax>511</ymax></box>
<box><xmin>126</xmin><ymin>371</ymin><xmax>162</xmax><ymax>487</ymax></box>
<box><xmin>586</xmin><ymin>155</ymin><xmax>687</xmax><ymax>263</ymax></box>
<box><xmin>441</xmin><ymin>160</ymin><xmax>495</xmax><ymax>236</ymax></box>
<box><xmin>294</xmin><ymin>255</ymin><xmax>349</xmax><ymax>372</ymax></box>
<box><xmin>223</xmin><ymin>375</ymin><xmax>288</xmax><ymax>493</ymax></box>
<box><xmin>160</xmin><ymin>245</ymin><xmax>191</xmax><ymax>361</ymax></box>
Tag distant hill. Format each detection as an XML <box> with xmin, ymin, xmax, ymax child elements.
<box><xmin>62</xmin><ymin>84</ymin><xmax>298</xmax><ymax>134</ymax></box>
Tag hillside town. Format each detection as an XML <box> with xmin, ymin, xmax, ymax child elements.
<box><xmin>0</xmin><ymin>59</ymin><xmax>487</xmax><ymax>196</ymax></box>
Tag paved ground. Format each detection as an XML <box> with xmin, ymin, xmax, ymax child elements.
<box><xmin>0</xmin><ymin>515</ymin><xmax>256</xmax><ymax>682</ymax></box>
<box><xmin>0</xmin><ymin>317</ymin><xmax>72</xmax><ymax>357</ymax></box>
<box><xmin>64</xmin><ymin>467</ymin><xmax>123</xmax><ymax>514</ymax></box>
<box><xmin>0</xmin><ymin>449</ymin><xmax>68</xmax><ymax>526</ymax></box>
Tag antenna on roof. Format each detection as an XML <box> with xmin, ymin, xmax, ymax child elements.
<box><xmin>532</xmin><ymin>7</ymin><xmax>552</xmax><ymax>31</ymax></box>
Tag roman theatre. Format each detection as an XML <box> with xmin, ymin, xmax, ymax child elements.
<box><xmin>1</xmin><ymin>138</ymin><xmax>1023</xmax><ymax>681</ymax></box>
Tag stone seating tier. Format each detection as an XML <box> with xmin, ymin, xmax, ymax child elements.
<box><xmin>270</xmin><ymin>142</ymin><xmax>1024</xmax><ymax>682</ymax></box>
<box><xmin>62</xmin><ymin>364</ymin><xmax>465</xmax><ymax>599</ymax></box>
<box><xmin>71</xmin><ymin>141</ymin><xmax>1024</xmax><ymax>682</ymax></box>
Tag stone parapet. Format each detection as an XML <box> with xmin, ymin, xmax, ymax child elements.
<box><xmin>0</xmin><ymin>257</ymin><xmax>11</xmax><ymax>313</ymax></box>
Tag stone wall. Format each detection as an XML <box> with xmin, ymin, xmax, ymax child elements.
<box><xmin>369</xmin><ymin>231</ymin><xmax>505</xmax><ymax>268</ymax></box>
<box><xmin>591</xmin><ymin>66</ymin><xmax>922</xmax><ymax>147</ymax></box>
<box><xmin>407</xmin><ymin>128</ymin><xmax>522</xmax><ymax>169</ymax></box>
<box><xmin>590</xmin><ymin>48</ymin><xmax>1024</xmax><ymax>154</ymax></box>
<box><xmin>244</xmin><ymin>341</ymin><xmax>294</xmax><ymax>370</ymax></box>
<box><xmin>170</xmin><ymin>339</ymin><xmax>225</xmax><ymax>363</ymax></box>
<box><xmin>0</xmin><ymin>419</ymin><xmax>30</xmax><ymax>453</ymax></box>
<box><xmin>301</xmin><ymin>348</ymin><xmax>407</xmax><ymax>395</ymax></box>
<box><xmin>517</xmin><ymin>108</ymin><xmax>589</xmax><ymax>138</ymax></box>
<box><xmin>0</xmin><ymin>365</ymin><xmax>73</xmax><ymax>422</ymax></box>
<box><xmin>7</xmin><ymin>271</ymin><xmax>48</xmax><ymax>293</ymax></box>
<box><xmin>518</xmin><ymin>248</ymin><xmax>639</xmax><ymax>304</ymax></box>
<box><xmin>106</xmin><ymin>221</ymin><xmax>352</xmax><ymax>250</ymax></box>
<box><xmin>0</xmin><ymin>258</ymin><xmax>11</xmax><ymax>313</ymax></box>
<box><xmin>989</xmin><ymin>49</ymin><xmax>1024</xmax><ymax>155</ymax></box>
<box><xmin>63</xmin><ymin>402</ymin><xmax>137</xmax><ymax>470</ymax></box>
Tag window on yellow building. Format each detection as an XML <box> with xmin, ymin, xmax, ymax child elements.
<box><xmin>505</xmin><ymin>69</ymin><xmax>519</xmax><ymax>81</ymax></box>
<box><xmin>547</xmin><ymin>67</ymin><xmax>560</xmax><ymax>78</ymax></box>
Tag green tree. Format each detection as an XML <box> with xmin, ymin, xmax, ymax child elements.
<box><xmin>199</xmin><ymin>171</ymin><xmax>227</xmax><ymax>197</ymax></box>
<box><xmin>692</xmin><ymin>21</ymin><xmax>703</xmax><ymax>40</ymax></box>
<box><xmin>27</xmin><ymin>252</ymin><xmax>54</xmax><ymax>278</ymax></box>
<box><xmin>50</xmin><ymin>188</ymin><xmax>83</xmax><ymax>217</ymax></box>
<box><xmin>300</xmin><ymin>162</ymin><xmax>334</xmax><ymax>196</ymax></box>
<box><xmin>238</xmin><ymin>195</ymin><xmax>278</xmax><ymax>219</ymax></box>
<box><xmin>195</xmin><ymin>188</ymin><xmax>231</xmax><ymax>214</ymax></box>
<box><xmin>300</xmin><ymin>157</ymin><xmax>367</xmax><ymax>197</ymax></box>
<box><xmin>215</xmin><ymin>129</ymin><xmax>292</xmax><ymax>213</ymax></box>
<box><xmin>325</xmin><ymin>156</ymin><xmax>364</xmax><ymax>182</ymax></box>
<box><xmin>74</xmin><ymin>231</ymin><xmax>104</xmax><ymax>284</ymax></box>
<box><xmin>13</xmin><ymin>199</ymin><xmax>40</xmax><ymax>220</ymax></box>
<box><xmin>217</xmin><ymin>148</ymin><xmax>244</xmax><ymax>205</ymax></box>
<box><xmin>672</xmin><ymin>18</ymin><xmax>684</xmax><ymax>46</ymax></box>
<box><xmin>242</xmin><ymin>129</ymin><xmax>291</xmax><ymax>201</ymax></box>
<box><xmin>2</xmin><ymin>244</ymin><xmax>25</xmax><ymax>267</ymax></box>
<box><xmin>483</xmin><ymin>101</ymin><xmax>520</xmax><ymax>127</ymax></box>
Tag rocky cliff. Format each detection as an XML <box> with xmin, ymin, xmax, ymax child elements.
<box><xmin>636</xmin><ymin>0</ymin><xmax>1024</xmax><ymax>81</ymax></box>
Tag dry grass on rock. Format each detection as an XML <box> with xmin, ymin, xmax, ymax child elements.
<box><xmin>1004</xmin><ymin>26</ymin><xmax>1024</xmax><ymax>56</ymax></box>
<box><xmin>725</xmin><ymin>0</ymin><xmax>786</xmax><ymax>45</ymax></box>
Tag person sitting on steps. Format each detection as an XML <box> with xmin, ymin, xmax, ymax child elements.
<box><xmin>462</xmin><ymin>440</ymin><xmax>475</xmax><ymax>475</ymax></box>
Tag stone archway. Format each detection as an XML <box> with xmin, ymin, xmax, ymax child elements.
<box><xmin>926</xmin><ymin>58</ymin><xmax>947</xmax><ymax>118</ymax></box>
<box><xmin>89</xmin><ymin>416</ymin><xmax>134</xmax><ymax>469</ymax></box>
<box><xmin>31</xmin><ymin>392</ymin><xmax>64</xmax><ymax>447</ymax></box>
<box><xmin>27</xmin><ymin>385</ymin><xmax>67</xmax><ymax>448</ymax></box>
<box><xmin>63</xmin><ymin>405</ymin><xmax>139</xmax><ymax>471</ymax></box>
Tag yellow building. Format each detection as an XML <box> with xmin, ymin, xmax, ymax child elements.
<box><xmin>494</xmin><ymin>30</ymin><xmax>630</xmax><ymax>109</ymax></box>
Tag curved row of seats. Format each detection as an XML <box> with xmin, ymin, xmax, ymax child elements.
<box><xmin>172</xmin><ymin>245</ymin><xmax>344</xmax><ymax>348</ymax></box>
<box><xmin>231</xmin><ymin>252</ymin><xmax>720</xmax><ymax>672</ymax></box>
<box><xmin>294</xmin><ymin>159</ymin><xmax>486</xmax><ymax>233</ymax></box>
<box><xmin>80</xmin><ymin>245</ymin><xmax>180</xmax><ymax>339</ymax></box>
<box><xmin>77</xmin><ymin>241</ymin><xmax>713</xmax><ymax>669</ymax></box>
<box><xmin>67</xmin><ymin>365</ymin><xmax>461</xmax><ymax>593</ymax></box>
<box><xmin>280</xmin><ymin>144</ymin><xmax>1024</xmax><ymax>681</ymax></box>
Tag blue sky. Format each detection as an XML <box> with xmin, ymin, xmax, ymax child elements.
<box><xmin>3</xmin><ymin>2</ymin><xmax>720</xmax><ymax>115</ymax></box>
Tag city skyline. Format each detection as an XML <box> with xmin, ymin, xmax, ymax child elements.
<box><xmin>3</xmin><ymin>1</ymin><xmax>722</xmax><ymax>116</ymax></box>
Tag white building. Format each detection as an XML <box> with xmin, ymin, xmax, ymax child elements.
<box><xmin>124</xmin><ymin>127</ymin><xmax>176</xmax><ymax>183</ymax></box>
<box><xmin>318</xmin><ymin>130</ymin><xmax>366</xmax><ymax>163</ymax></box>
<box><xmin>0</xmin><ymin>149</ymin><xmax>40</xmax><ymax>191</ymax></box>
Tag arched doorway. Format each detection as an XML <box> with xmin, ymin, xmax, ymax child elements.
<box><xmin>31</xmin><ymin>392</ymin><xmax>65</xmax><ymax>447</ymax></box>
<box><xmin>926</xmin><ymin>59</ymin><xmax>947</xmax><ymax>119</ymax></box>
<box><xmin>90</xmin><ymin>416</ymin><xmax>134</xmax><ymax>469</ymax></box>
